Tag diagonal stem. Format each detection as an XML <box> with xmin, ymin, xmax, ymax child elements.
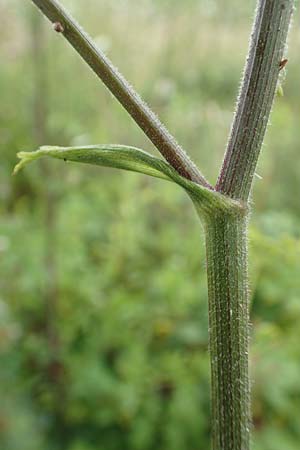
<box><xmin>30</xmin><ymin>0</ymin><xmax>211</xmax><ymax>188</ymax></box>
<box><xmin>216</xmin><ymin>0</ymin><xmax>294</xmax><ymax>201</ymax></box>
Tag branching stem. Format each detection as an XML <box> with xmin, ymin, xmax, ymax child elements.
<box><xmin>26</xmin><ymin>1</ymin><xmax>295</xmax><ymax>450</ymax></box>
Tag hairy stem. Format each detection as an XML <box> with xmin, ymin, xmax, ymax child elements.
<box><xmin>209</xmin><ymin>2</ymin><xmax>294</xmax><ymax>448</ymax></box>
<box><xmin>30</xmin><ymin>0</ymin><xmax>211</xmax><ymax>188</ymax></box>
<box><xmin>25</xmin><ymin>2</ymin><xmax>295</xmax><ymax>450</ymax></box>
<box><xmin>216</xmin><ymin>0</ymin><xmax>294</xmax><ymax>201</ymax></box>
<box><xmin>204</xmin><ymin>211</ymin><xmax>250</xmax><ymax>450</ymax></box>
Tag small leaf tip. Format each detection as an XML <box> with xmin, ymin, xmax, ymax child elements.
<box><xmin>13</xmin><ymin>151</ymin><xmax>39</xmax><ymax>175</ymax></box>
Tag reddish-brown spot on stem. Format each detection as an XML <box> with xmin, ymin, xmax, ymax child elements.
<box><xmin>279</xmin><ymin>58</ymin><xmax>288</xmax><ymax>70</ymax></box>
<box><xmin>53</xmin><ymin>22</ymin><xmax>64</xmax><ymax>33</ymax></box>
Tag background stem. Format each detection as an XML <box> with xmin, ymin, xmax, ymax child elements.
<box><xmin>204</xmin><ymin>212</ymin><xmax>250</xmax><ymax>450</ymax></box>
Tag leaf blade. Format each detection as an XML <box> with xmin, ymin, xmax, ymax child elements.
<box><xmin>14</xmin><ymin>144</ymin><xmax>242</xmax><ymax>217</ymax></box>
<box><xmin>14</xmin><ymin>145</ymin><xmax>172</xmax><ymax>181</ymax></box>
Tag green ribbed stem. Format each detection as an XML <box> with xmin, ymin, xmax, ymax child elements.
<box><xmin>204</xmin><ymin>212</ymin><xmax>250</xmax><ymax>450</ymax></box>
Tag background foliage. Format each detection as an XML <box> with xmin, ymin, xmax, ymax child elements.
<box><xmin>0</xmin><ymin>1</ymin><xmax>299</xmax><ymax>449</ymax></box>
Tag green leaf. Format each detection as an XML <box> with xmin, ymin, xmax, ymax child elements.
<box><xmin>14</xmin><ymin>145</ymin><xmax>173</xmax><ymax>181</ymax></box>
<box><xmin>14</xmin><ymin>144</ymin><xmax>241</xmax><ymax>217</ymax></box>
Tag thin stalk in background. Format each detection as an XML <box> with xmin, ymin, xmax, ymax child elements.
<box><xmin>30</xmin><ymin>9</ymin><xmax>66</xmax><ymax>415</ymax></box>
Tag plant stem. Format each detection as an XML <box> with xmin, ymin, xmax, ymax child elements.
<box><xmin>208</xmin><ymin>2</ymin><xmax>294</xmax><ymax>448</ymax></box>
<box><xmin>30</xmin><ymin>0</ymin><xmax>211</xmax><ymax>188</ymax></box>
<box><xmin>216</xmin><ymin>0</ymin><xmax>294</xmax><ymax>201</ymax></box>
<box><xmin>26</xmin><ymin>2</ymin><xmax>295</xmax><ymax>450</ymax></box>
<box><xmin>204</xmin><ymin>210</ymin><xmax>249</xmax><ymax>450</ymax></box>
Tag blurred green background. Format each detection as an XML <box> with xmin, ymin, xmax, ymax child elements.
<box><xmin>0</xmin><ymin>1</ymin><xmax>299</xmax><ymax>449</ymax></box>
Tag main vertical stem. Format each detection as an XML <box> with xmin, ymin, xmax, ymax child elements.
<box><xmin>204</xmin><ymin>212</ymin><xmax>250</xmax><ymax>450</ymax></box>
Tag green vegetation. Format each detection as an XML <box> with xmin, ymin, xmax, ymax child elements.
<box><xmin>0</xmin><ymin>1</ymin><xmax>299</xmax><ymax>449</ymax></box>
